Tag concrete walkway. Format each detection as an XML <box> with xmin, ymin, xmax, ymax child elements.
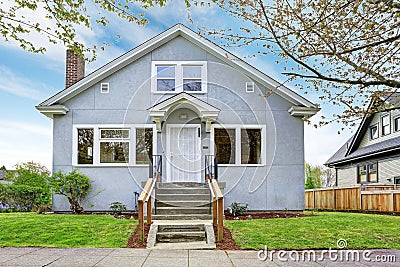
<box><xmin>0</xmin><ymin>247</ymin><xmax>398</xmax><ymax>266</ymax></box>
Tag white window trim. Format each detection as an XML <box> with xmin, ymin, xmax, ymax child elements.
<box><xmin>100</xmin><ymin>83</ymin><xmax>109</xmax><ymax>94</ymax></box>
<box><xmin>246</xmin><ymin>81</ymin><xmax>255</xmax><ymax>93</ymax></box>
<box><xmin>369</xmin><ymin>123</ymin><xmax>379</xmax><ymax>140</ymax></box>
<box><xmin>393</xmin><ymin>115</ymin><xmax>400</xmax><ymax>132</ymax></box>
<box><xmin>151</xmin><ymin>61</ymin><xmax>207</xmax><ymax>94</ymax></box>
<box><xmin>211</xmin><ymin>124</ymin><xmax>266</xmax><ymax>166</ymax></box>
<box><xmin>72</xmin><ymin>124</ymin><xmax>157</xmax><ymax>167</ymax></box>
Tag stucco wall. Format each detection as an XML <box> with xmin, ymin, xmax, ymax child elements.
<box><xmin>52</xmin><ymin>36</ymin><xmax>306</xmax><ymax>211</ymax></box>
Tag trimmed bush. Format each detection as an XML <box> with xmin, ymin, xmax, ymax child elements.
<box><xmin>0</xmin><ymin>184</ymin><xmax>47</xmax><ymax>212</ymax></box>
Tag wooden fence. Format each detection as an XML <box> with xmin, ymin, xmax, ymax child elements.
<box><xmin>305</xmin><ymin>185</ymin><xmax>400</xmax><ymax>212</ymax></box>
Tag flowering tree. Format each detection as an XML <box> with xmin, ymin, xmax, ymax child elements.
<box><xmin>209</xmin><ymin>0</ymin><xmax>400</xmax><ymax>125</ymax></box>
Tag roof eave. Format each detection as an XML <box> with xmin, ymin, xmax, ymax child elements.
<box><xmin>35</xmin><ymin>105</ymin><xmax>69</xmax><ymax>119</ymax></box>
<box><xmin>326</xmin><ymin>146</ymin><xmax>400</xmax><ymax>167</ymax></box>
<box><xmin>288</xmin><ymin>106</ymin><xmax>320</xmax><ymax>119</ymax></box>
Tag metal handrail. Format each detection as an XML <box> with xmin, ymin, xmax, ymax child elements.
<box><xmin>205</xmin><ymin>155</ymin><xmax>218</xmax><ymax>182</ymax></box>
<box><xmin>149</xmin><ymin>155</ymin><xmax>162</xmax><ymax>182</ymax></box>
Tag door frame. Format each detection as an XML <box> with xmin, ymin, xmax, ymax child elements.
<box><xmin>166</xmin><ymin>124</ymin><xmax>202</xmax><ymax>183</ymax></box>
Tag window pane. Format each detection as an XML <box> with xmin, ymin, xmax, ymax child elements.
<box><xmin>183</xmin><ymin>66</ymin><xmax>201</xmax><ymax>78</ymax></box>
<box><xmin>358</xmin><ymin>166</ymin><xmax>366</xmax><ymax>183</ymax></box>
<box><xmin>157</xmin><ymin>66</ymin><xmax>175</xmax><ymax>78</ymax></box>
<box><xmin>395</xmin><ymin>117</ymin><xmax>399</xmax><ymax>132</ymax></box>
<box><xmin>157</xmin><ymin>79</ymin><xmax>175</xmax><ymax>91</ymax></box>
<box><xmin>382</xmin><ymin>115</ymin><xmax>390</xmax><ymax>135</ymax></box>
<box><xmin>100</xmin><ymin>129</ymin><xmax>129</xmax><ymax>139</ymax></box>
<box><xmin>77</xmin><ymin>129</ymin><xmax>94</xmax><ymax>164</ymax></box>
<box><xmin>241</xmin><ymin>129</ymin><xmax>261</xmax><ymax>164</ymax></box>
<box><xmin>370</xmin><ymin>126</ymin><xmax>378</xmax><ymax>139</ymax></box>
<box><xmin>100</xmin><ymin>142</ymin><xmax>129</xmax><ymax>163</ymax></box>
<box><xmin>214</xmin><ymin>128</ymin><xmax>235</xmax><ymax>164</ymax></box>
<box><xmin>183</xmin><ymin>79</ymin><xmax>201</xmax><ymax>91</ymax></box>
<box><xmin>136</xmin><ymin>128</ymin><xmax>153</xmax><ymax>164</ymax></box>
<box><xmin>368</xmin><ymin>163</ymin><xmax>377</xmax><ymax>181</ymax></box>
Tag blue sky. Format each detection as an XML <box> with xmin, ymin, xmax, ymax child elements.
<box><xmin>0</xmin><ymin>1</ymin><xmax>354</xmax><ymax>170</ymax></box>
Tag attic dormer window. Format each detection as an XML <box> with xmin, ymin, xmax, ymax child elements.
<box><xmin>152</xmin><ymin>61</ymin><xmax>207</xmax><ymax>93</ymax></box>
<box><xmin>381</xmin><ymin>114</ymin><xmax>391</xmax><ymax>136</ymax></box>
<box><xmin>369</xmin><ymin>124</ymin><xmax>378</xmax><ymax>140</ymax></box>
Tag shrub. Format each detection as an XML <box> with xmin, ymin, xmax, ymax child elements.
<box><xmin>230</xmin><ymin>202</ymin><xmax>248</xmax><ymax>216</ymax></box>
<box><xmin>109</xmin><ymin>202</ymin><xmax>127</xmax><ymax>216</ymax></box>
<box><xmin>0</xmin><ymin>184</ymin><xmax>47</xmax><ymax>212</ymax></box>
<box><xmin>5</xmin><ymin>162</ymin><xmax>51</xmax><ymax>204</ymax></box>
<box><xmin>48</xmin><ymin>169</ymin><xmax>92</xmax><ymax>214</ymax></box>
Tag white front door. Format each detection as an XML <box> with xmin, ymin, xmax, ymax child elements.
<box><xmin>166</xmin><ymin>125</ymin><xmax>202</xmax><ymax>182</ymax></box>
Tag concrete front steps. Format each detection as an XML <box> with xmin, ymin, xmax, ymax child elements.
<box><xmin>153</xmin><ymin>182</ymin><xmax>212</xmax><ymax>220</ymax></box>
<box><xmin>147</xmin><ymin>220</ymin><xmax>216</xmax><ymax>249</ymax></box>
<box><xmin>147</xmin><ymin>183</ymin><xmax>215</xmax><ymax>249</ymax></box>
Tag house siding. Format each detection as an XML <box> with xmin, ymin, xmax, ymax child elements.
<box><xmin>51</xmin><ymin>36</ymin><xmax>306</xmax><ymax>212</ymax></box>
<box><xmin>335</xmin><ymin>155</ymin><xmax>400</xmax><ymax>189</ymax></box>
<box><xmin>378</xmin><ymin>156</ymin><xmax>400</xmax><ymax>182</ymax></box>
<box><xmin>337</xmin><ymin>166</ymin><xmax>357</xmax><ymax>187</ymax></box>
<box><xmin>359</xmin><ymin>109</ymin><xmax>400</xmax><ymax>148</ymax></box>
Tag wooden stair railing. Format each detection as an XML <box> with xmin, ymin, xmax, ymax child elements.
<box><xmin>208</xmin><ymin>178</ymin><xmax>224</xmax><ymax>241</ymax></box>
<box><xmin>138</xmin><ymin>177</ymin><xmax>156</xmax><ymax>242</ymax></box>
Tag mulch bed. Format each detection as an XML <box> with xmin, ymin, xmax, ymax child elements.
<box><xmin>224</xmin><ymin>211</ymin><xmax>311</xmax><ymax>220</ymax></box>
<box><xmin>213</xmin><ymin>226</ymin><xmax>242</xmax><ymax>250</ymax></box>
<box><xmin>126</xmin><ymin>223</ymin><xmax>150</xmax><ymax>248</ymax></box>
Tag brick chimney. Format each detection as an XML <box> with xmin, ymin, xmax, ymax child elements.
<box><xmin>65</xmin><ymin>49</ymin><xmax>85</xmax><ymax>88</ymax></box>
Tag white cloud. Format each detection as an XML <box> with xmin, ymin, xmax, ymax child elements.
<box><xmin>0</xmin><ymin>66</ymin><xmax>50</xmax><ymax>100</ymax></box>
<box><xmin>0</xmin><ymin>120</ymin><xmax>52</xmax><ymax>170</ymax></box>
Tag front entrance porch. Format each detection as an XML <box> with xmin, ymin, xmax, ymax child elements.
<box><xmin>137</xmin><ymin>154</ymin><xmax>224</xmax><ymax>248</ymax></box>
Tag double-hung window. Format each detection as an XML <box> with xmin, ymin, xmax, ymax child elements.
<box><xmin>381</xmin><ymin>114</ymin><xmax>391</xmax><ymax>136</ymax></box>
<box><xmin>156</xmin><ymin>65</ymin><xmax>175</xmax><ymax>91</ymax></box>
<box><xmin>74</xmin><ymin>125</ymin><xmax>155</xmax><ymax>166</ymax></box>
<box><xmin>213</xmin><ymin>125</ymin><xmax>265</xmax><ymax>165</ymax></box>
<box><xmin>357</xmin><ymin>163</ymin><xmax>378</xmax><ymax>183</ymax></box>
<box><xmin>152</xmin><ymin>61</ymin><xmax>207</xmax><ymax>93</ymax></box>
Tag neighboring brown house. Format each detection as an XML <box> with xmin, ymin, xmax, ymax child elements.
<box><xmin>325</xmin><ymin>93</ymin><xmax>400</xmax><ymax>187</ymax></box>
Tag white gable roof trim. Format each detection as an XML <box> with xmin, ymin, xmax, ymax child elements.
<box><xmin>37</xmin><ymin>24</ymin><xmax>317</xmax><ymax>110</ymax></box>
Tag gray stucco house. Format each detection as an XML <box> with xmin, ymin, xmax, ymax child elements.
<box><xmin>37</xmin><ymin>24</ymin><xmax>319</xmax><ymax>212</ymax></box>
<box><xmin>325</xmin><ymin>93</ymin><xmax>400</xmax><ymax>187</ymax></box>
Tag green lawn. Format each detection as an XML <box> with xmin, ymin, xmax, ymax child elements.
<box><xmin>0</xmin><ymin>213</ymin><xmax>136</xmax><ymax>248</ymax></box>
<box><xmin>225</xmin><ymin>212</ymin><xmax>400</xmax><ymax>250</ymax></box>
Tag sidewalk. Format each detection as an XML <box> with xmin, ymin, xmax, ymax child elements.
<box><xmin>0</xmin><ymin>247</ymin><xmax>398</xmax><ymax>266</ymax></box>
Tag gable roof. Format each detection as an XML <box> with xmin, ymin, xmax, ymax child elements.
<box><xmin>325</xmin><ymin>93</ymin><xmax>400</xmax><ymax>166</ymax></box>
<box><xmin>37</xmin><ymin>24</ymin><xmax>317</xmax><ymax>110</ymax></box>
<box><xmin>344</xmin><ymin>92</ymin><xmax>400</xmax><ymax>157</ymax></box>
